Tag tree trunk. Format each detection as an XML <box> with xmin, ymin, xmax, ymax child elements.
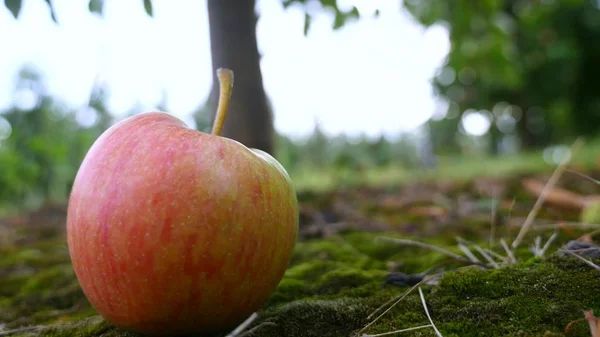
<box><xmin>516</xmin><ymin>109</ymin><xmax>537</xmax><ymax>150</ymax></box>
<box><xmin>488</xmin><ymin>122</ymin><xmax>500</xmax><ymax>155</ymax></box>
<box><xmin>206</xmin><ymin>0</ymin><xmax>274</xmax><ymax>154</ymax></box>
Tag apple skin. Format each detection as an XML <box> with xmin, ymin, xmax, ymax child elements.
<box><xmin>66</xmin><ymin>112</ymin><xmax>299</xmax><ymax>336</ymax></box>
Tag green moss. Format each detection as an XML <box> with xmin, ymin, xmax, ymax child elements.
<box><xmin>19</xmin><ymin>265</ymin><xmax>73</xmax><ymax>295</ymax></box>
<box><xmin>0</xmin><ymin>235</ymin><xmax>92</xmax><ymax>331</ymax></box>
<box><xmin>315</xmin><ymin>267</ymin><xmax>386</xmax><ymax>296</ymax></box>
<box><xmin>256</xmin><ymin>298</ymin><xmax>374</xmax><ymax>337</ymax></box>
<box><xmin>4</xmin><ymin>215</ymin><xmax>600</xmax><ymax>337</ymax></box>
<box><xmin>266</xmin><ymin>254</ymin><xmax>388</xmax><ymax>307</ymax></box>
<box><xmin>290</xmin><ymin>238</ymin><xmax>387</xmax><ymax>270</ymax></box>
<box><xmin>360</xmin><ymin>255</ymin><xmax>600</xmax><ymax>337</ymax></box>
<box><xmin>9</xmin><ymin>316</ymin><xmax>118</xmax><ymax>337</ymax></box>
<box><xmin>284</xmin><ymin>259</ymin><xmax>342</xmax><ymax>282</ymax></box>
<box><xmin>244</xmin><ymin>249</ymin><xmax>600</xmax><ymax>337</ymax></box>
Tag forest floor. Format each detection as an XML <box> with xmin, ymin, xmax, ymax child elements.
<box><xmin>4</xmin><ymin>147</ymin><xmax>600</xmax><ymax>336</ymax></box>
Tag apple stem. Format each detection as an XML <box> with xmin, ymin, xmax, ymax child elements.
<box><xmin>211</xmin><ymin>68</ymin><xmax>234</xmax><ymax>136</ymax></box>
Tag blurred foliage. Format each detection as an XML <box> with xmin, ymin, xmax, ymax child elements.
<box><xmin>4</xmin><ymin>0</ymin><xmax>57</xmax><ymax>21</ymax></box>
<box><xmin>4</xmin><ymin>0</ymin><xmax>600</xmax><ymax>211</ymax></box>
<box><xmin>275</xmin><ymin>122</ymin><xmax>423</xmax><ymax>178</ymax></box>
<box><xmin>0</xmin><ymin>67</ymin><xmax>112</xmax><ymax>211</ymax></box>
<box><xmin>4</xmin><ymin>0</ymin><xmax>361</xmax><ymax>34</ymax></box>
<box><xmin>0</xmin><ymin>66</ymin><xmax>422</xmax><ymax>210</ymax></box>
<box><xmin>4</xmin><ymin>0</ymin><xmax>151</xmax><ymax>21</ymax></box>
<box><xmin>282</xmin><ymin>0</ymin><xmax>364</xmax><ymax>34</ymax></box>
<box><xmin>6</xmin><ymin>1</ymin><xmax>600</xmax><ymax>156</ymax></box>
<box><xmin>402</xmin><ymin>0</ymin><xmax>600</xmax><ymax>154</ymax></box>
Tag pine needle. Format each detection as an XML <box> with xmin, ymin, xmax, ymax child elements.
<box><xmin>560</xmin><ymin>249</ymin><xmax>600</xmax><ymax>272</ymax></box>
<box><xmin>500</xmin><ymin>238</ymin><xmax>517</xmax><ymax>263</ymax></box>
<box><xmin>361</xmin><ymin>324</ymin><xmax>432</xmax><ymax>337</ymax></box>
<box><xmin>418</xmin><ymin>287</ymin><xmax>443</xmax><ymax>337</ymax></box>
<box><xmin>357</xmin><ymin>276</ymin><xmax>436</xmax><ymax>336</ymax></box>
<box><xmin>225</xmin><ymin>313</ymin><xmax>259</xmax><ymax>337</ymax></box>
<box><xmin>375</xmin><ymin>237</ymin><xmax>466</xmax><ymax>261</ymax></box>
<box><xmin>566</xmin><ymin>169</ymin><xmax>600</xmax><ymax>185</ymax></box>
<box><xmin>538</xmin><ymin>230</ymin><xmax>559</xmax><ymax>257</ymax></box>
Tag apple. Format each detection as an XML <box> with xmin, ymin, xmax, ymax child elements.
<box><xmin>66</xmin><ymin>69</ymin><xmax>299</xmax><ymax>336</ymax></box>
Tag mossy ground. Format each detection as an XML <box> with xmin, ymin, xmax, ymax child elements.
<box><xmin>3</xmin><ymin>171</ymin><xmax>600</xmax><ymax>337</ymax></box>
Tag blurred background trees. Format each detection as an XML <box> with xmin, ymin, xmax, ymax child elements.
<box><xmin>2</xmin><ymin>0</ymin><xmax>600</xmax><ymax>210</ymax></box>
<box><xmin>403</xmin><ymin>0</ymin><xmax>600</xmax><ymax>155</ymax></box>
<box><xmin>0</xmin><ymin>65</ymin><xmax>112</xmax><ymax>210</ymax></box>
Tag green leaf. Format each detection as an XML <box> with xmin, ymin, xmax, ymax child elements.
<box><xmin>43</xmin><ymin>0</ymin><xmax>58</xmax><ymax>23</ymax></box>
<box><xmin>333</xmin><ymin>11</ymin><xmax>345</xmax><ymax>29</ymax></box>
<box><xmin>143</xmin><ymin>0</ymin><xmax>153</xmax><ymax>16</ymax></box>
<box><xmin>282</xmin><ymin>0</ymin><xmax>306</xmax><ymax>8</ymax></box>
<box><xmin>348</xmin><ymin>6</ymin><xmax>359</xmax><ymax>19</ymax></box>
<box><xmin>332</xmin><ymin>7</ymin><xmax>359</xmax><ymax>29</ymax></box>
<box><xmin>4</xmin><ymin>0</ymin><xmax>22</xmax><ymax>19</ymax></box>
<box><xmin>303</xmin><ymin>13</ymin><xmax>311</xmax><ymax>36</ymax></box>
<box><xmin>88</xmin><ymin>0</ymin><xmax>103</xmax><ymax>15</ymax></box>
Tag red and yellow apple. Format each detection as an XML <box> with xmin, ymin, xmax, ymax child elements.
<box><xmin>66</xmin><ymin>69</ymin><xmax>299</xmax><ymax>336</ymax></box>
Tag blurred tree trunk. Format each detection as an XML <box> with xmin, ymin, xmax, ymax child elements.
<box><xmin>488</xmin><ymin>125</ymin><xmax>500</xmax><ymax>155</ymax></box>
<box><xmin>206</xmin><ymin>0</ymin><xmax>274</xmax><ymax>154</ymax></box>
<box><xmin>516</xmin><ymin>109</ymin><xmax>536</xmax><ymax>150</ymax></box>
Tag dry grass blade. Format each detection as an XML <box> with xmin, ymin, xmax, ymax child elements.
<box><xmin>367</xmin><ymin>295</ymin><xmax>399</xmax><ymax>321</ymax></box>
<box><xmin>456</xmin><ymin>237</ymin><xmax>504</xmax><ymax>262</ymax></box>
<box><xmin>375</xmin><ymin>237</ymin><xmax>465</xmax><ymax>261</ymax></box>
<box><xmin>473</xmin><ymin>245</ymin><xmax>499</xmax><ymax>268</ymax></box>
<box><xmin>458</xmin><ymin>244</ymin><xmax>481</xmax><ymax>263</ymax></box>
<box><xmin>538</xmin><ymin>231</ymin><xmax>559</xmax><ymax>257</ymax></box>
<box><xmin>500</xmin><ymin>238</ymin><xmax>516</xmax><ymax>264</ymax></box>
<box><xmin>560</xmin><ymin>249</ymin><xmax>600</xmax><ymax>272</ymax></box>
<box><xmin>511</xmin><ymin>137</ymin><xmax>584</xmax><ymax>250</ymax></box>
<box><xmin>357</xmin><ymin>275</ymin><xmax>437</xmax><ymax>336</ymax></box>
<box><xmin>237</xmin><ymin>322</ymin><xmax>278</xmax><ymax>337</ymax></box>
<box><xmin>0</xmin><ymin>326</ymin><xmax>45</xmax><ymax>336</ymax></box>
<box><xmin>534</xmin><ymin>236</ymin><xmax>542</xmax><ymax>256</ymax></box>
<box><xmin>418</xmin><ymin>287</ymin><xmax>443</xmax><ymax>337</ymax></box>
<box><xmin>361</xmin><ymin>324</ymin><xmax>433</xmax><ymax>337</ymax></box>
<box><xmin>482</xmin><ymin>247</ymin><xmax>507</xmax><ymax>262</ymax></box>
<box><xmin>566</xmin><ymin>169</ymin><xmax>600</xmax><ymax>185</ymax></box>
<box><xmin>225</xmin><ymin>312</ymin><xmax>259</xmax><ymax>337</ymax></box>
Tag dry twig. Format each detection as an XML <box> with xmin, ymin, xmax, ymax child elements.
<box><xmin>512</xmin><ymin>138</ymin><xmax>584</xmax><ymax>250</ymax></box>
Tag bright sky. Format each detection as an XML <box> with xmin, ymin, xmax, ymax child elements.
<box><xmin>0</xmin><ymin>0</ymin><xmax>451</xmax><ymax>140</ymax></box>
